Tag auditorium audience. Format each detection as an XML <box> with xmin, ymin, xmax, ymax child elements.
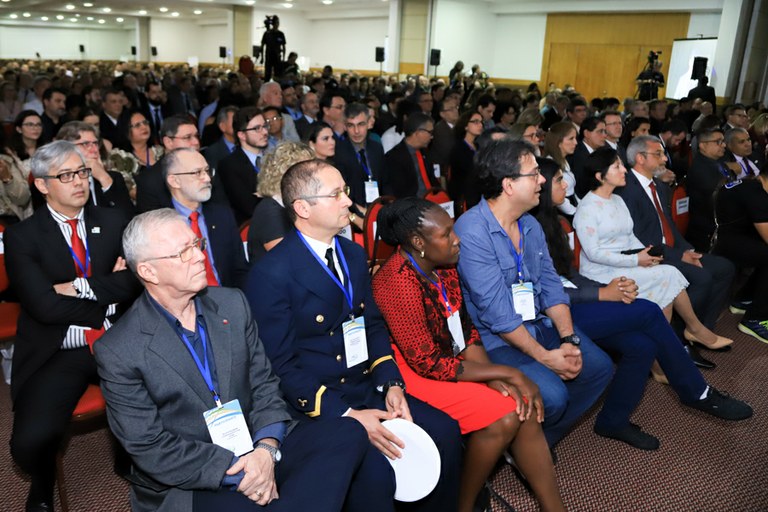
<box><xmin>569</xmin><ymin>116</ymin><xmax>608</xmax><ymax>198</ymax></box>
<box><xmin>448</xmin><ymin>111</ymin><xmax>482</xmax><ymax>204</ymax></box>
<box><xmin>9</xmin><ymin>110</ymin><xmax>43</xmax><ymax>161</ymax></box>
<box><xmin>543</xmin><ymin>121</ymin><xmax>579</xmax><ymax>218</ymax></box>
<box><xmin>0</xmin><ymin>81</ymin><xmax>23</xmax><ymax>122</ymax></box>
<box><xmin>723</xmin><ymin>127</ymin><xmax>764</xmax><ymax>178</ymax></box>
<box><xmin>382</xmin><ymin>112</ymin><xmax>442</xmax><ymax>199</ymax></box>
<box><xmin>372</xmin><ymin>198</ymin><xmax>564</xmax><ymax>512</ymax></box>
<box><xmin>573</xmin><ymin>146</ymin><xmax>733</xmax><ymax>351</ymax></box>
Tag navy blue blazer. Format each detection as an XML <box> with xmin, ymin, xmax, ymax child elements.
<box><xmin>201</xmin><ymin>202</ymin><xmax>249</xmax><ymax>289</ymax></box>
<box><xmin>615</xmin><ymin>170</ymin><xmax>692</xmax><ymax>263</ymax></box>
<box><xmin>245</xmin><ymin>230</ymin><xmax>401</xmax><ymax>419</ymax></box>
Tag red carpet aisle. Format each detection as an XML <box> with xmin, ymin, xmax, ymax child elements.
<box><xmin>0</xmin><ymin>311</ymin><xmax>766</xmax><ymax>511</ymax></box>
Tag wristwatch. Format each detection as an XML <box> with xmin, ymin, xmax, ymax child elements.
<box><xmin>381</xmin><ymin>379</ymin><xmax>406</xmax><ymax>395</ymax></box>
<box><xmin>560</xmin><ymin>334</ymin><xmax>581</xmax><ymax>346</ymax></box>
<box><xmin>255</xmin><ymin>442</ymin><xmax>282</xmax><ymax>463</ymax></box>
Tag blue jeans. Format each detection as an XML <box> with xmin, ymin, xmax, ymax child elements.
<box><xmin>572</xmin><ymin>299</ymin><xmax>708</xmax><ymax>431</ymax></box>
<box><xmin>487</xmin><ymin>319</ymin><xmax>613</xmax><ymax>447</ymax></box>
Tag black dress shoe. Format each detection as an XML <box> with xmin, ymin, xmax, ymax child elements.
<box><xmin>594</xmin><ymin>423</ymin><xmax>660</xmax><ymax>450</ymax></box>
<box><xmin>685</xmin><ymin>387</ymin><xmax>753</xmax><ymax>420</ymax></box>
<box><xmin>25</xmin><ymin>501</ymin><xmax>53</xmax><ymax>512</ymax></box>
<box><xmin>685</xmin><ymin>345</ymin><xmax>716</xmax><ymax>369</ymax></box>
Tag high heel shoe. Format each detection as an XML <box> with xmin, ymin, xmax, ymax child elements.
<box><xmin>684</xmin><ymin>329</ymin><xmax>733</xmax><ymax>351</ymax></box>
<box><xmin>651</xmin><ymin>361</ymin><xmax>669</xmax><ymax>385</ymax></box>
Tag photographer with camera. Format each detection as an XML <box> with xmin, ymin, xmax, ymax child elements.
<box><xmin>261</xmin><ymin>15</ymin><xmax>286</xmax><ymax>82</ymax></box>
<box><xmin>636</xmin><ymin>52</ymin><xmax>665</xmax><ymax>101</ymax></box>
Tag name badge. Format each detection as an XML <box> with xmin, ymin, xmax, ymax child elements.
<box><xmin>343</xmin><ymin>316</ymin><xmax>369</xmax><ymax>368</ymax></box>
<box><xmin>511</xmin><ymin>281</ymin><xmax>536</xmax><ymax>321</ymax></box>
<box><xmin>365</xmin><ymin>180</ymin><xmax>380</xmax><ymax>204</ymax></box>
<box><xmin>447</xmin><ymin>311</ymin><xmax>466</xmax><ymax>355</ymax></box>
<box><xmin>440</xmin><ymin>201</ymin><xmax>455</xmax><ymax>219</ymax></box>
<box><xmin>433</xmin><ymin>164</ymin><xmax>441</xmax><ymax>178</ymax></box>
<box><xmin>203</xmin><ymin>399</ymin><xmax>253</xmax><ymax>456</ymax></box>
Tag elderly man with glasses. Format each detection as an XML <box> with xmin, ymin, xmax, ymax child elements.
<box><xmin>4</xmin><ymin>140</ymin><xmax>140</xmax><ymax>511</ymax></box>
<box><xmin>245</xmin><ymin>158</ymin><xmax>462</xmax><ymax>512</ymax></box>
<box><xmin>164</xmin><ymin>147</ymin><xmax>248</xmax><ymax>288</ymax></box>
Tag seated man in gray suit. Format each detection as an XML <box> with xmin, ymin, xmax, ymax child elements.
<box><xmin>94</xmin><ymin>209</ymin><xmax>375</xmax><ymax>512</ymax></box>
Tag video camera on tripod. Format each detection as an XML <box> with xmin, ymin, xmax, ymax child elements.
<box><xmin>647</xmin><ymin>50</ymin><xmax>662</xmax><ymax>65</ymax></box>
<box><xmin>265</xmin><ymin>15</ymin><xmax>279</xmax><ymax>30</ymax></box>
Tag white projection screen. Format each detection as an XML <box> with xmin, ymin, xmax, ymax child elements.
<box><xmin>667</xmin><ymin>37</ymin><xmax>718</xmax><ymax>100</ymax></box>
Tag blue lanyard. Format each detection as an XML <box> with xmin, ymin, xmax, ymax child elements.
<box><xmin>179</xmin><ymin>323</ymin><xmax>221</xmax><ymax>407</ymax></box>
<box><xmin>296</xmin><ymin>231</ymin><xmax>354</xmax><ymax>311</ymax></box>
<box><xmin>356</xmin><ymin>150</ymin><xmax>372</xmax><ymax>178</ymax></box>
<box><xmin>718</xmin><ymin>164</ymin><xmax>733</xmax><ymax>180</ymax></box>
<box><xmin>405</xmin><ymin>252</ymin><xmax>452</xmax><ymax>314</ymax></box>
<box><xmin>67</xmin><ymin>223</ymin><xmax>91</xmax><ymax>277</ymax></box>
<box><xmin>504</xmin><ymin>220</ymin><xmax>525</xmax><ymax>283</ymax></box>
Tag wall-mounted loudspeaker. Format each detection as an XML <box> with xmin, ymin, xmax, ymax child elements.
<box><xmin>429</xmin><ymin>49</ymin><xmax>441</xmax><ymax>67</ymax></box>
<box><xmin>79</xmin><ymin>44</ymin><xmax>85</xmax><ymax>53</ymax></box>
<box><xmin>375</xmin><ymin>47</ymin><xmax>385</xmax><ymax>63</ymax></box>
<box><xmin>151</xmin><ymin>46</ymin><xmax>158</xmax><ymax>57</ymax></box>
<box><xmin>219</xmin><ymin>46</ymin><xmax>226</xmax><ymax>59</ymax></box>
<box><xmin>131</xmin><ymin>46</ymin><xmax>136</xmax><ymax>56</ymax></box>
<box><xmin>691</xmin><ymin>57</ymin><xmax>708</xmax><ymax>80</ymax></box>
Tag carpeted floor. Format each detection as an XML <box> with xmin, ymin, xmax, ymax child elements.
<box><xmin>1</xmin><ymin>310</ymin><xmax>766</xmax><ymax>512</ymax></box>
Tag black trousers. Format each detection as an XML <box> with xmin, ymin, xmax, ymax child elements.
<box><xmin>669</xmin><ymin>252</ymin><xmax>735</xmax><ymax>329</ymax></box>
<box><xmin>11</xmin><ymin>347</ymin><xmax>98</xmax><ymax>502</ymax></box>
<box><xmin>714</xmin><ymin>235</ymin><xmax>768</xmax><ymax>321</ymax></box>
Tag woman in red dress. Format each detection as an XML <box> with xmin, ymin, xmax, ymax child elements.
<box><xmin>371</xmin><ymin>198</ymin><xmax>564</xmax><ymax>512</ymax></box>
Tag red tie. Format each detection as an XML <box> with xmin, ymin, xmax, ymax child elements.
<box><xmin>649</xmin><ymin>182</ymin><xmax>675</xmax><ymax>247</ymax></box>
<box><xmin>415</xmin><ymin>150</ymin><xmax>432</xmax><ymax>191</ymax></box>
<box><xmin>66</xmin><ymin>219</ymin><xmax>89</xmax><ymax>277</ymax></box>
<box><xmin>189</xmin><ymin>212</ymin><xmax>220</xmax><ymax>287</ymax></box>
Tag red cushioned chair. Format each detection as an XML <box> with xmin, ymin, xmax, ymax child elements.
<box><xmin>671</xmin><ymin>180</ymin><xmax>690</xmax><ymax>237</ymax></box>
<box><xmin>0</xmin><ymin>224</ymin><xmax>19</xmax><ymax>385</ymax></box>
<box><xmin>559</xmin><ymin>216</ymin><xmax>582</xmax><ymax>271</ymax></box>
<box><xmin>239</xmin><ymin>220</ymin><xmax>250</xmax><ymax>261</ymax></box>
<box><xmin>364</xmin><ymin>196</ymin><xmax>396</xmax><ymax>274</ymax></box>
<box><xmin>423</xmin><ymin>187</ymin><xmax>451</xmax><ymax>205</ymax></box>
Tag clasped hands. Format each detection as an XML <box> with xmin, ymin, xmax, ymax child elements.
<box><xmin>227</xmin><ymin>447</ymin><xmax>278</xmax><ymax>506</ymax></box>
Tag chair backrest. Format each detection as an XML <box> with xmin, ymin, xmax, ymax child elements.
<box><xmin>239</xmin><ymin>220</ymin><xmax>250</xmax><ymax>262</ymax></box>
<box><xmin>0</xmin><ymin>224</ymin><xmax>7</xmax><ymax>293</ymax></box>
<box><xmin>423</xmin><ymin>187</ymin><xmax>455</xmax><ymax>218</ymax></box>
<box><xmin>559</xmin><ymin>216</ymin><xmax>581</xmax><ymax>271</ymax></box>
<box><xmin>364</xmin><ymin>195</ymin><xmax>396</xmax><ymax>266</ymax></box>
<box><xmin>671</xmin><ymin>181</ymin><xmax>690</xmax><ymax>236</ymax></box>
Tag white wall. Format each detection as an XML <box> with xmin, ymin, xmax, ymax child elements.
<box><xmin>431</xmin><ymin>1</ymin><xmax>546</xmax><ymax>80</ymax></box>
<box><xmin>687</xmin><ymin>13</ymin><xmax>721</xmax><ymax>38</ymax></box>
<box><xmin>0</xmin><ymin>26</ymin><xmax>133</xmax><ymax>60</ymax></box>
<box><xmin>149</xmin><ymin>18</ymin><xmax>226</xmax><ymax>63</ymax></box>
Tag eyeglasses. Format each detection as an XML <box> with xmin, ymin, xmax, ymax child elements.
<box><xmin>41</xmin><ymin>167</ymin><xmax>92</xmax><ymax>183</ymax></box>
<box><xmin>512</xmin><ymin>169</ymin><xmax>541</xmax><ymax>179</ymax></box>
<box><xmin>418</xmin><ymin>128</ymin><xmax>434</xmax><ymax>135</ymax></box>
<box><xmin>345</xmin><ymin>121</ymin><xmax>367</xmax><ymax>130</ymax></box>
<box><xmin>296</xmin><ymin>185</ymin><xmax>351</xmax><ymax>202</ymax></box>
<box><xmin>241</xmin><ymin>124</ymin><xmax>267</xmax><ymax>132</ymax></box>
<box><xmin>75</xmin><ymin>140</ymin><xmax>99</xmax><ymax>148</ymax></box>
<box><xmin>170</xmin><ymin>166</ymin><xmax>212</xmax><ymax>179</ymax></box>
<box><xmin>523</xmin><ymin>132</ymin><xmax>540</xmax><ymax>141</ymax></box>
<box><xmin>701</xmin><ymin>138</ymin><xmax>726</xmax><ymax>146</ymax></box>
<box><xmin>170</xmin><ymin>133</ymin><xmax>200</xmax><ymax>141</ymax></box>
<box><xmin>604</xmin><ymin>121</ymin><xmax>622</xmax><ymax>126</ymax></box>
<box><xmin>130</xmin><ymin>119</ymin><xmax>150</xmax><ymax>129</ymax></box>
<box><xmin>468</xmin><ymin>119</ymin><xmax>483</xmax><ymax>125</ymax></box>
<box><xmin>145</xmin><ymin>237</ymin><xmax>206</xmax><ymax>263</ymax></box>
<box><xmin>639</xmin><ymin>151</ymin><xmax>665</xmax><ymax>158</ymax></box>
<box><xmin>22</xmin><ymin>122</ymin><xmax>42</xmax><ymax>128</ymax></box>
<box><xmin>265</xmin><ymin>115</ymin><xmax>282</xmax><ymax>124</ymax></box>
<box><xmin>329</xmin><ymin>104</ymin><xmax>345</xmax><ymax>110</ymax></box>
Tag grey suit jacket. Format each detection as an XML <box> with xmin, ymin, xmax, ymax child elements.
<box><xmin>94</xmin><ymin>287</ymin><xmax>293</xmax><ymax>512</ymax></box>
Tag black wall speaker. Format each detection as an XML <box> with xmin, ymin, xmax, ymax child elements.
<box><xmin>219</xmin><ymin>46</ymin><xmax>226</xmax><ymax>59</ymax></box>
<box><xmin>151</xmin><ymin>46</ymin><xmax>158</xmax><ymax>57</ymax></box>
<box><xmin>429</xmin><ymin>49</ymin><xmax>441</xmax><ymax>67</ymax></box>
<box><xmin>252</xmin><ymin>45</ymin><xmax>261</xmax><ymax>58</ymax></box>
<box><xmin>375</xmin><ymin>47</ymin><xmax>385</xmax><ymax>63</ymax></box>
<box><xmin>691</xmin><ymin>57</ymin><xmax>708</xmax><ymax>80</ymax></box>
<box><xmin>79</xmin><ymin>44</ymin><xmax>85</xmax><ymax>52</ymax></box>
<box><xmin>131</xmin><ymin>46</ymin><xmax>136</xmax><ymax>56</ymax></box>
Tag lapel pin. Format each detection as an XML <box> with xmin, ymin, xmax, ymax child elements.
<box><xmin>91</xmin><ymin>227</ymin><xmax>101</xmax><ymax>234</ymax></box>
<box><xmin>223</xmin><ymin>319</ymin><xmax>229</xmax><ymax>324</ymax></box>
<box><xmin>316</xmin><ymin>314</ymin><xmax>324</xmax><ymax>323</ymax></box>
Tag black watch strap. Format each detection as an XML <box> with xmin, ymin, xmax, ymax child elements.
<box><xmin>382</xmin><ymin>379</ymin><xmax>406</xmax><ymax>395</ymax></box>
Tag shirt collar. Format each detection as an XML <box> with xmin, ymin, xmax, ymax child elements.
<box><xmin>632</xmin><ymin>168</ymin><xmax>653</xmax><ymax>188</ymax></box>
<box><xmin>171</xmin><ymin>197</ymin><xmax>202</xmax><ymax>219</ymax></box>
<box><xmin>478</xmin><ymin>197</ymin><xmax>534</xmax><ymax>236</ymax></box>
<box><xmin>47</xmin><ymin>203</ymin><xmax>84</xmax><ymax>223</ymax></box>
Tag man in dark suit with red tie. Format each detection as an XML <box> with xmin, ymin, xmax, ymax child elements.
<box><xmin>165</xmin><ymin>148</ymin><xmax>249</xmax><ymax>288</ymax></box>
<box><xmin>381</xmin><ymin>112</ymin><xmax>442</xmax><ymax>199</ymax></box>
<box><xmin>4</xmin><ymin>141</ymin><xmax>140</xmax><ymax>511</ymax></box>
<box><xmin>616</xmin><ymin>135</ymin><xmax>735</xmax><ymax>365</ymax></box>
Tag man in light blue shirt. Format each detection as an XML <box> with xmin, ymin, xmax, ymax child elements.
<box><xmin>455</xmin><ymin>139</ymin><xmax>613</xmax><ymax>447</ymax></box>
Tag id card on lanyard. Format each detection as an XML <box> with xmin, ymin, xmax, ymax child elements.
<box><xmin>406</xmin><ymin>253</ymin><xmax>466</xmax><ymax>354</ymax></box>
<box><xmin>297</xmin><ymin>231</ymin><xmax>369</xmax><ymax>368</ymax></box>
<box><xmin>180</xmin><ymin>323</ymin><xmax>253</xmax><ymax>456</ymax></box>
<box><xmin>506</xmin><ymin>221</ymin><xmax>536</xmax><ymax>321</ymax></box>
<box><xmin>357</xmin><ymin>150</ymin><xmax>380</xmax><ymax>203</ymax></box>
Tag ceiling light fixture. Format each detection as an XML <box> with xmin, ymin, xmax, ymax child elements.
<box><xmin>245</xmin><ymin>0</ymin><xmax>255</xmax><ymax>5</ymax></box>
<box><xmin>283</xmin><ymin>2</ymin><xmax>293</xmax><ymax>7</ymax></box>
<box><xmin>9</xmin><ymin>13</ymin><xmax>18</xmax><ymax>19</ymax></box>
<box><xmin>56</xmin><ymin>14</ymin><xmax>65</xmax><ymax>20</ymax></box>
<box><xmin>138</xmin><ymin>10</ymin><xmax>147</xmax><ymax>15</ymax></box>
<box><xmin>83</xmin><ymin>2</ymin><xmax>94</xmax><ymax>6</ymax></box>
<box><xmin>70</xmin><ymin>18</ymin><xmax>78</xmax><ymax>22</ymax></box>
<box><xmin>159</xmin><ymin>7</ymin><xmax>168</xmax><ymax>12</ymax></box>
<box><xmin>22</xmin><ymin>12</ymin><xmax>31</xmax><ymax>17</ymax></box>
<box><xmin>41</xmin><ymin>16</ymin><xmax>49</xmax><ymax>20</ymax></box>
<box><xmin>171</xmin><ymin>12</ymin><xmax>179</xmax><ymax>16</ymax></box>
<box><xmin>87</xmin><ymin>16</ymin><xmax>94</xmax><ymax>20</ymax></box>
<box><xmin>66</xmin><ymin>4</ymin><xmax>76</xmax><ymax>10</ymax></box>
<box><xmin>102</xmin><ymin>7</ymin><xmax>111</xmax><ymax>13</ymax></box>
<box><xmin>193</xmin><ymin>9</ymin><xmax>202</xmax><ymax>14</ymax></box>
<box><xmin>322</xmin><ymin>0</ymin><xmax>333</xmax><ymax>4</ymax></box>
<box><xmin>116</xmin><ymin>17</ymin><xmax>124</xmax><ymax>22</ymax></box>
<box><xmin>98</xmin><ymin>18</ymin><xmax>105</xmax><ymax>23</ymax></box>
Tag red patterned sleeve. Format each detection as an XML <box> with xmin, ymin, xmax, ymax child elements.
<box><xmin>372</xmin><ymin>256</ymin><xmax>464</xmax><ymax>381</ymax></box>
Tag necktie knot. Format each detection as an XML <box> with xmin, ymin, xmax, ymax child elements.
<box><xmin>189</xmin><ymin>211</ymin><xmax>199</xmax><ymax>223</ymax></box>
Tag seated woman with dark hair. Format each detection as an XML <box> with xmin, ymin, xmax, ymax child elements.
<box><xmin>371</xmin><ymin>198</ymin><xmax>563</xmax><ymax>512</ymax></box>
<box><xmin>573</xmin><ymin>146</ymin><xmax>733</xmax><ymax>351</ymax></box>
<box><xmin>533</xmin><ymin>157</ymin><xmax>752</xmax><ymax>449</ymax></box>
